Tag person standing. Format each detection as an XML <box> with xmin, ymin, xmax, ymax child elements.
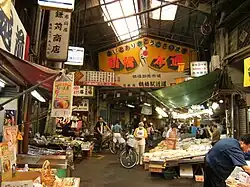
<box><xmin>204</xmin><ymin>134</ymin><xmax>250</xmax><ymax>187</ymax></box>
<box><xmin>147</xmin><ymin>122</ymin><xmax>154</xmax><ymax>147</ymax></box>
<box><xmin>211</xmin><ymin>124</ymin><xmax>221</xmax><ymax>146</ymax></box>
<box><xmin>94</xmin><ymin>116</ymin><xmax>111</xmax><ymax>152</ymax></box>
<box><xmin>134</xmin><ymin>122</ymin><xmax>148</xmax><ymax>165</ymax></box>
<box><xmin>165</xmin><ymin>124</ymin><xmax>178</xmax><ymax>150</ymax></box>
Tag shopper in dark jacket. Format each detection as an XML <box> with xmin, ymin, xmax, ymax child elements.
<box><xmin>204</xmin><ymin>134</ymin><xmax>250</xmax><ymax>187</ymax></box>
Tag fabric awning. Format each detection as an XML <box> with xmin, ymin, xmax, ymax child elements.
<box><xmin>0</xmin><ymin>48</ymin><xmax>59</xmax><ymax>91</ymax></box>
<box><xmin>150</xmin><ymin>70</ymin><xmax>221</xmax><ymax>108</ymax></box>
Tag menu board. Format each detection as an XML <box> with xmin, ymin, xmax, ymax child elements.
<box><xmin>74</xmin><ymin>71</ymin><xmax>115</xmax><ymax>86</ymax></box>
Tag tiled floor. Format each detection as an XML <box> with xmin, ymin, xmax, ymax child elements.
<box><xmin>73</xmin><ymin>153</ymin><xmax>203</xmax><ymax>187</ymax></box>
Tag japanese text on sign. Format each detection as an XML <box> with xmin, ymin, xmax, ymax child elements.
<box><xmin>46</xmin><ymin>10</ymin><xmax>71</xmax><ymax>61</ymax></box>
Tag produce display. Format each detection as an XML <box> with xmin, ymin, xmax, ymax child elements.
<box><xmin>144</xmin><ymin>138</ymin><xmax>211</xmax><ymax>162</ymax></box>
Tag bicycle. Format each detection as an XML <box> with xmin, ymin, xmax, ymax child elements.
<box><xmin>119</xmin><ymin>134</ymin><xmax>138</xmax><ymax>169</ymax></box>
<box><xmin>109</xmin><ymin>133</ymin><xmax>126</xmax><ymax>154</ymax></box>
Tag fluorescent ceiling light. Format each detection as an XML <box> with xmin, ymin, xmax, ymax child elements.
<box><xmin>31</xmin><ymin>90</ymin><xmax>46</xmax><ymax>103</ymax></box>
<box><xmin>100</xmin><ymin>0</ymin><xmax>141</xmax><ymax>41</ymax></box>
<box><xmin>127</xmin><ymin>104</ymin><xmax>135</xmax><ymax>108</ymax></box>
<box><xmin>211</xmin><ymin>102</ymin><xmax>219</xmax><ymax>110</ymax></box>
<box><xmin>0</xmin><ymin>79</ymin><xmax>5</xmax><ymax>88</ymax></box>
<box><xmin>155</xmin><ymin>107</ymin><xmax>168</xmax><ymax>117</ymax></box>
<box><xmin>151</xmin><ymin>0</ymin><xmax>178</xmax><ymax>21</ymax></box>
<box><xmin>144</xmin><ymin>103</ymin><xmax>151</xmax><ymax>106</ymax></box>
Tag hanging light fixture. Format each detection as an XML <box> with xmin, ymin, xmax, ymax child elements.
<box><xmin>31</xmin><ymin>90</ymin><xmax>46</xmax><ymax>103</ymax></box>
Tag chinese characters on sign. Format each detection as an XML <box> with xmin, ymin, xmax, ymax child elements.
<box><xmin>190</xmin><ymin>61</ymin><xmax>208</xmax><ymax>77</ymax></box>
<box><xmin>244</xmin><ymin>57</ymin><xmax>250</xmax><ymax>87</ymax></box>
<box><xmin>73</xmin><ymin>86</ymin><xmax>94</xmax><ymax>97</ymax></box>
<box><xmin>74</xmin><ymin>71</ymin><xmax>115</xmax><ymax>86</ymax></box>
<box><xmin>73</xmin><ymin>99</ymin><xmax>89</xmax><ymax>112</ymax></box>
<box><xmin>116</xmin><ymin>73</ymin><xmax>167</xmax><ymax>88</ymax></box>
<box><xmin>46</xmin><ymin>10</ymin><xmax>71</xmax><ymax>61</ymax></box>
<box><xmin>0</xmin><ymin>1</ymin><xmax>27</xmax><ymax>59</ymax></box>
<box><xmin>51</xmin><ymin>74</ymin><xmax>74</xmax><ymax>117</ymax></box>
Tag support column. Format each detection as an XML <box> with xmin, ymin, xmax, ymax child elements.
<box><xmin>230</xmin><ymin>93</ymin><xmax>235</xmax><ymax>138</ymax></box>
<box><xmin>23</xmin><ymin>94</ymin><xmax>32</xmax><ymax>154</ymax></box>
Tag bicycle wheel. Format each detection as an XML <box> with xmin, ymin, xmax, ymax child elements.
<box><xmin>119</xmin><ymin>149</ymin><xmax>138</xmax><ymax>169</ymax></box>
<box><xmin>109</xmin><ymin>142</ymin><xmax>118</xmax><ymax>154</ymax></box>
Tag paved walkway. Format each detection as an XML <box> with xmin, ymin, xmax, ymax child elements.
<box><xmin>73</xmin><ymin>153</ymin><xmax>203</xmax><ymax>187</ymax></box>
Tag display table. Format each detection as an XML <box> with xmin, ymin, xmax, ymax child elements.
<box><xmin>16</xmin><ymin>154</ymin><xmax>72</xmax><ymax>177</ymax></box>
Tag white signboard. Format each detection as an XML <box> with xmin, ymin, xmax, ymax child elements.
<box><xmin>73</xmin><ymin>86</ymin><xmax>94</xmax><ymax>97</ymax></box>
<box><xmin>190</xmin><ymin>61</ymin><xmax>208</xmax><ymax>77</ymax></box>
<box><xmin>46</xmin><ymin>10</ymin><xmax>71</xmax><ymax>61</ymax></box>
<box><xmin>73</xmin><ymin>99</ymin><xmax>89</xmax><ymax>112</ymax></box>
<box><xmin>65</xmin><ymin>46</ymin><xmax>84</xmax><ymax>66</ymax></box>
<box><xmin>0</xmin><ymin>2</ymin><xmax>27</xmax><ymax>59</ymax></box>
<box><xmin>74</xmin><ymin>71</ymin><xmax>116</xmax><ymax>86</ymax></box>
<box><xmin>38</xmin><ymin>0</ymin><xmax>75</xmax><ymax>10</ymax></box>
<box><xmin>2</xmin><ymin>180</ymin><xmax>33</xmax><ymax>187</ymax></box>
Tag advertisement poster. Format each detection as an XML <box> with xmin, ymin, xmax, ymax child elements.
<box><xmin>0</xmin><ymin>142</ymin><xmax>12</xmax><ymax>173</ymax></box>
<box><xmin>0</xmin><ymin>0</ymin><xmax>27</xmax><ymax>59</ymax></box>
<box><xmin>244</xmin><ymin>57</ymin><xmax>250</xmax><ymax>87</ymax></box>
<box><xmin>51</xmin><ymin>74</ymin><xmax>74</xmax><ymax>117</ymax></box>
<box><xmin>3</xmin><ymin>125</ymin><xmax>18</xmax><ymax>165</ymax></box>
<box><xmin>98</xmin><ymin>37</ymin><xmax>197</xmax><ymax>88</ymax></box>
<box><xmin>3</xmin><ymin>110</ymin><xmax>16</xmax><ymax>126</ymax></box>
<box><xmin>46</xmin><ymin>10</ymin><xmax>71</xmax><ymax>61</ymax></box>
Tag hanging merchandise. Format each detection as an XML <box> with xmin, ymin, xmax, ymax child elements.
<box><xmin>51</xmin><ymin>73</ymin><xmax>74</xmax><ymax>117</ymax></box>
<box><xmin>244</xmin><ymin>57</ymin><xmax>250</xmax><ymax>87</ymax></box>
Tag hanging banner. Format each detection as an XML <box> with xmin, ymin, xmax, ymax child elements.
<box><xmin>51</xmin><ymin>74</ymin><xmax>74</xmax><ymax>117</ymax></box>
<box><xmin>46</xmin><ymin>10</ymin><xmax>71</xmax><ymax>61</ymax></box>
<box><xmin>0</xmin><ymin>0</ymin><xmax>27</xmax><ymax>59</ymax></box>
<box><xmin>73</xmin><ymin>86</ymin><xmax>94</xmax><ymax>97</ymax></box>
<box><xmin>244</xmin><ymin>57</ymin><xmax>250</xmax><ymax>87</ymax></box>
<box><xmin>98</xmin><ymin>37</ymin><xmax>197</xmax><ymax>88</ymax></box>
<box><xmin>74</xmin><ymin>71</ymin><xmax>116</xmax><ymax>86</ymax></box>
<box><xmin>3</xmin><ymin>125</ymin><xmax>18</xmax><ymax>166</ymax></box>
<box><xmin>0</xmin><ymin>142</ymin><xmax>12</xmax><ymax>173</ymax></box>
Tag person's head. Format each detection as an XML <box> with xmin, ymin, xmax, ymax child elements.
<box><xmin>171</xmin><ymin>124</ymin><xmax>178</xmax><ymax>131</ymax></box>
<box><xmin>138</xmin><ymin>122</ymin><xmax>144</xmax><ymax>129</ymax></box>
<box><xmin>115</xmin><ymin>120</ymin><xmax>119</xmax><ymax>125</ymax></box>
<box><xmin>239</xmin><ymin>134</ymin><xmax>250</xmax><ymax>152</ymax></box>
<box><xmin>212</xmin><ymin>124</ymin><xmax>217</xmax><ymax>130</ymax></box>
<box><xmin>200</xmin><ymin>124</ymin><xmax>204</xmax><ymax>128</ymax></box>
<box><xmin>98</xmin><ymin>116</ymin><xmax>103</xmax><ymax>122</ymax></box>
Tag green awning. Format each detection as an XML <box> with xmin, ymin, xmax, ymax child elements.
<box><xmin>150</xmin><ymin>70</ymin><xmax>221</xmax><ymax>108</ymax></box>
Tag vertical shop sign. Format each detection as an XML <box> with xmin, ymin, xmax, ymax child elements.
<box><xmin>51</xmin><ymin>74</ymin><xmax>74</xmax><ymax>117</ymax></box>
<box><xmin>46</xmin><ymin>10</ymin><xmax>71</xmax><ymax>61</ymax></box>
<box><xmin>244</xmin><ymin>57</ymin><xmax>250</xmax><ymax>87</ymax></box>
<box><xmin>0</xmin><ymin>0</ymin><xmax>27</xmax><ymax>59</ymax></box>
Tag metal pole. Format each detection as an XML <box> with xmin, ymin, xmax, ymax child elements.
<box><xmin>0</xmin><ymin>72</ymin><xmax>61</xmax><ymax>109</ymax></box>
<box><xmin>231</xmin><ymin>93</ymin><xmax>234</xmax><ymax>138</ymax></box>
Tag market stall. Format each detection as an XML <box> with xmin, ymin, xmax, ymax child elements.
<box><xmin>143</xmin><ymin>138</ymin><xmax>211</xmax><ymax>179</ymax></box>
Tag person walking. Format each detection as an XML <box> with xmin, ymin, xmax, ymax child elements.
<box><xmin>204</xmin><ymin>134</ymin><xmax>250</xmax><ymax>187</ymax></box>
<box><xmin>134</xmin><ymin>122</ymin><xmax>148</xmax><ymax>165</ymax></box>
<box><xmin>165</xmin><ymin>124</ymin><xmax>178</xmax><ymax>150</ymax></box>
